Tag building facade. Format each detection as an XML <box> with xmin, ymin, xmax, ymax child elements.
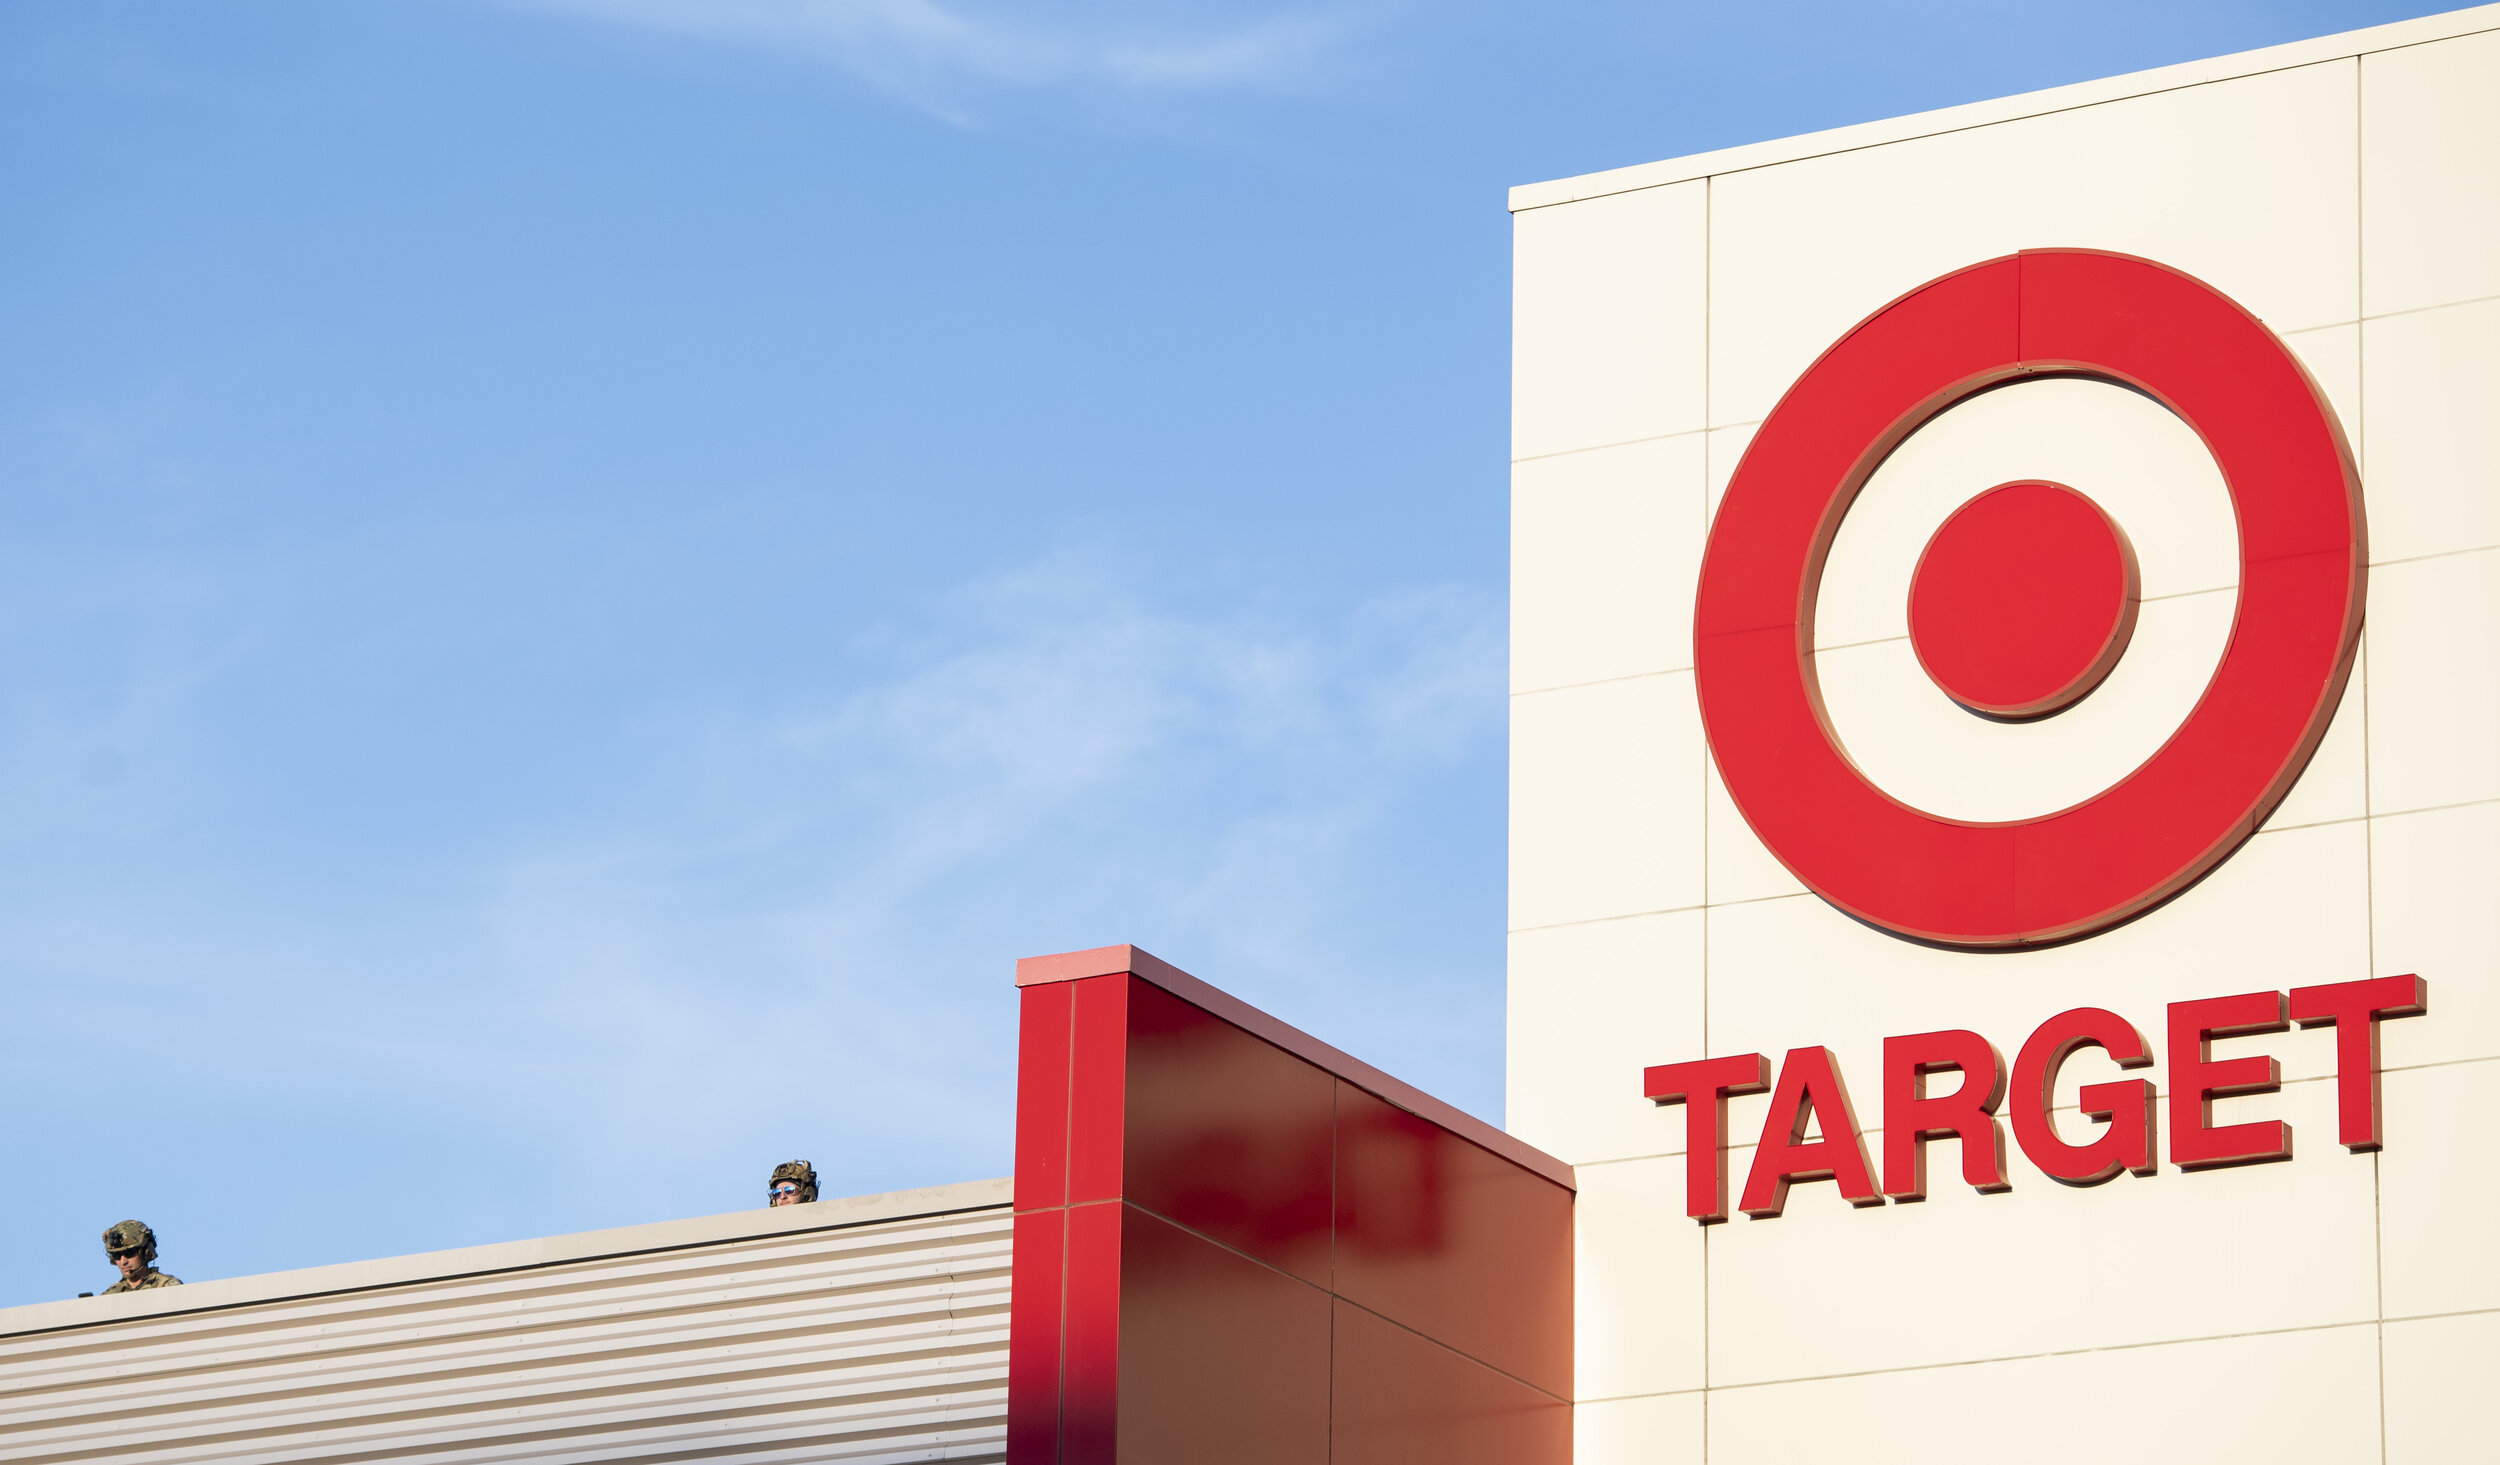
<box><xmin>1507</xmin><ymin>6</ymin><xmax>2499</xmax><ymax>1462</ymax></box>
<box><xmin>10</xmin><ymin>9</ymin><xmax>2496</xmax><ymax>1463</ymax></box>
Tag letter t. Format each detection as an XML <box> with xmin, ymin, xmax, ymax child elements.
<box><xmin>1644</xmin><ymin>1054</ymin><xmax>1772</xmax><ymax>1223</ymax></box>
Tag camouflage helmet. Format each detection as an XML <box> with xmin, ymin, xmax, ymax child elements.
<box><xmin>102</xmin><ymin>1220</ymin><xmax>157</xmax><ymax>1263</ymax></box>
<box><xmin>768</xmin><ymin>1160</ymin><xmax>819</xmax><ymax>1204</ymax></box>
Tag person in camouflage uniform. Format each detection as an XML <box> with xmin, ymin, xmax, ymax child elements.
<box><xmin>767</xmin><ymin>1161</ymin><xmax>819</xmax><ymax>1208</ymax></box>
<box><xmin>100</xmin><ymin>1220</ymin><xmax>181</xmax><ymax>1293</ymax></box>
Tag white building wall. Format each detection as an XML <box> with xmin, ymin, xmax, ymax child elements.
<box><xmin>0</xmin><ymin>1180</ymin><xmax>1011</xmax><ymax>1465</ymax></box>
<box><xmin>1508</xmin><ymin>7</ymin><xmax>2499</xmax><ymax>1462</ymax></box>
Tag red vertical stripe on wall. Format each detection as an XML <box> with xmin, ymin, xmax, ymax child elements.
<box><xmin>1061</xmin><ymin>1200</ymin><xmax>1126</xmax><ymax>1465</ymax></box>
<box><xmin>1014</xmin><ymin>981</ymin><xmax>1076</xmax><ymax>1213</ymax></box>
<box><xmin>1067</xmin><ymin>975</ymin><xmax>1132</xmax><ymax>1205</ymax></box>
<box><xmin>1005</xmin><ymin>1208</ymin><xmax>1068</xmax><ymax>1465</ymax></box>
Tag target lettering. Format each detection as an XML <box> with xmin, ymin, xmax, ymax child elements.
<box><xmin>1641</xmin><ymin>976</ymin><xmax>2427</xmax><ymax>1223</ymax></box>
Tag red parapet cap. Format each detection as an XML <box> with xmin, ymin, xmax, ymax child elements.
<box><xmin>1014</xmin><ymin>943</ymin><xmax>1575</xmax><ymax>1191</ymax></box>
<box><xmin>1014</xmin><ymin>943</ymin><xmax>1195</xmax><ymax>989</ymax></box>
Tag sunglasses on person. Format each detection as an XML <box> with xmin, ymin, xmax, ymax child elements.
<box><xmin>769</xmin><ymin>1183</ymin><xmax>802</xmax><ymax>1198</ymax></box>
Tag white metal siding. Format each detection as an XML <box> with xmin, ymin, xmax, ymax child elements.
<box><xmin>0</xmin><ymin>1191</ymin><xmax>1010</xmax><ymax>1464</ymax></box>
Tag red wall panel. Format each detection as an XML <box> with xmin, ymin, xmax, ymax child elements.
<box><xmin>1116</xmin><ymin>1206</ymin><xmax>1331</xmax><ymax>1464</ymax></box>
<box><xmin>1122</xmin><ymin>980</ymin><xmax>1335</xmax><ymax>1286</ymax></box>
<box><xmin>1068</xmin><ymin>976</ymin><xmax>1131</xmax><ymax>1206</ymax></box>
<box><xmin>1329</xmin><ymin>1300</ymin><xmax>1572</xmax><ymax>1465</ymax></box>
<box><xmin>1014</xmin><ymin>979</ymin><xmax>1074</xmax><ymax>1213</ymax></box>
<box><xmin>1008</xmin><ymin>950</ymin><xmax>1571</xmax><ymax>1465</ymax></box>
<box><xmin>1333</xmin><ymin>1083</ymin><xmax>1575</xmax><ymax>1398</ymax></box>
<box><xmin>1062</xmin><ymin>1201</ymin><xmax>1124</xmax><ymax>1465</ymax></box>
<box><xmin>1005</xmin><ymin>1207</ymin><xmax>1066</xmax><ymax>1464</ymax></box>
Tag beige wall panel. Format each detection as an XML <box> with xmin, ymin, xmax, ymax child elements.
<box><xmin>2378</xmin><ymin>1057</ymin><xmax>2500</xmax><ymax>1318</ymax></box>
<box><xmin>2385</xmin><ymin>1310</ymin><xmax>2500</xmax><ymax>1464</ymax></box>
<box><xmin>1513</xmin><ymin>434</ymin><xmax>1708</xmax><ymax>694</ymax></box>
<box><xmin>1701</xmin><ymin>421</ymin><xmax>1755</xmax><ymax>518</ymax></box>
<box><xmin>2365</xmin><ymin>546</ymin><xmax>2500</xmax><ymax>815</ymax></box>
<box><xmin>1708</xmin><ymin>61</ymin><xmax>2361</xmax><ymax>429</ymax></box>
<box><xmin>1703</xmin><ymin>1077</ymin><xmax>2374</xmax><ymax>1385</ymax></box>
<box><xmin>1510</xmin><ymin>672</ymin><xmax>1704</xmax><ymax>931</ymax></box>
<box><xmin>1706</xmin><ymin>1324</ymin><xmax>2383</xmax><ymax>1465</ymax></box>
<box><xmin>1701</xmin><ymin>763</ymin><xmax>1804</xmax><ymax>907</ymax></box>
<box><xmin>2362</xmin><ymin>25</ymin><xmax>2500</xmax><ymax>315</ymax></box>
<box><xmin>1513</xmin><ymin>182</ymin><xmax>1708</xmax><ymax>459</ymax></box>
<box><xmin>2372</xmin><ymin>801</ymin><xmax>2500</xmax><ymax>1069</ymax></box>
<box><xmin>1573</xmin><ymin>1157</ymin><xmax>1707</xmax><ymax>1401</ymax></box>
<box><xmin>1576</xmin><ymin>1391</ymin><xmax>1702</xmax><ymax>1465</ymax></box>
<box><xmin>1509</xmin><ymin>911</ymin><xmax>1704</xmax><ymax>1166</ymax></box>
<box><xmin>2363</xmin><ymin>297</ymin><xmax>2500</xmax><ymax>563</ymax></box>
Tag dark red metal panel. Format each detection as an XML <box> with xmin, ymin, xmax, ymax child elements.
<box><xmin>1068</xmin><ymin>976</ymin><xmax>1132</xmax><ymax>1206</ymax></box>
<box><xmin>1015</xmin><ymin>981</ymin><xmax>1076</xmax><ymax>1214</ymax></box>
<box><xmin>1332</xmin><ymin>1083</ymin><xmax>1574</xmax><ymax>1399</ymax></box>
<box><xmin>1062</xmin><ymin>1201</ymin><xmax>1125</xmax><ymax>1465</ymax></box>
<box><xmin>1116</xmin><ymin>1205</ymin><xmax>1331</xmax><ymax>1464</ymax></box>
<box><xmin>1005</xmin><ymin>1207</ymin><xmax>1067</xmax><ymax>1465</ymax></box>
<box><xmin>1329</xmin><ymin>1300</ymin><xmax>1570</xmax><ymax>1465</ymax></box>
<box><xmin>1122</xmin><ymin>980</ymin><xmax>1335</xmax><ymax>1286</ymax></box>
<box><xmin>1007</xmin><ymin>948</ymin><xmax>1574</xmax><ymax>1462</ymax></box>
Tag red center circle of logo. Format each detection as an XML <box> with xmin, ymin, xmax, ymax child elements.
<box><xmin>1693</xmin><ymin>249</ymin><xmax>2364</xmax><ymax>949</ymax></box>
<box><xmin>1907</xmin><ymin>479</ymin><xmax>2141</xmax><ymax>721</ymax></box>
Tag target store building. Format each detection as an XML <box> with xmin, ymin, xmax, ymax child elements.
<box><xmin>5</xmin><ymin>7</ymin><xmax>2495</xmax><ymax>1464</ymax></box>
<box><xmin>1507</xmin><ymin>4</ymin><xmax>2499</xmax><ymax>1461</ymax></box>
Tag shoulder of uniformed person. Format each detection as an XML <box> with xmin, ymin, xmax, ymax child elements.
<box><xmin>102</xmin><ymin>1272</ymin><xmax>182</xmax><ymax>1293</ymax></box>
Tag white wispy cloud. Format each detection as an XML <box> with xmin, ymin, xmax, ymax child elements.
<box><xmin>479</xmin><ymin>543</ymin><xmax>1498</xmax><ymax>992</ymax></box>
<box><xmin>0</xmin><ymin>534</ymin><xmax>1504</xmax><ymax>1286</ymax></box>
<box><xmin>415</xmin><ymin>544</ymin><xmax>1505</xmax><ymax>1205</ymax></box>
<box><xmin>516</xmin><ymin>0</ymin><xmax>1363</xmax><ymax>97</ymax></box>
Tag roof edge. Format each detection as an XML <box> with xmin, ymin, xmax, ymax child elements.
<box><xmin>1509</xmin><ymin>2</ymin><xmax>2500</xmax><ymax>211</ymax></box>
<box><xmin>0</xmin><ymin>1176</ymin><xmax>1013</xmax><ymax>1339</ymax></box>
<box><xmin>1017</xmin><ymin>944</ymin><xmax>1576</xmax><ymax>1191</ymax></box>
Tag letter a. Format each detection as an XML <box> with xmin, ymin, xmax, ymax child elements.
<box><xmin>1739</xmin><ymin>1046</ymin><xmax>1883</xmax><ymax>1218</ymax></box>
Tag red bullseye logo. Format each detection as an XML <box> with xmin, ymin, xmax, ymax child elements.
<box><xmin>1907</xmin><ymin>480</ymin><xmax>2140</xmax><ymax>721</ymax></box>
<box><xmin>1694</xmin><ymin>249</ymin><xmax>2365</xmax><ymax>950</ymax></box>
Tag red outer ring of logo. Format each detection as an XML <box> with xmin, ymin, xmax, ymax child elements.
<box><xmin>1693</xmin><ymin>249</ymin><xmax>2365</xmax><ymax>949</ymax></box>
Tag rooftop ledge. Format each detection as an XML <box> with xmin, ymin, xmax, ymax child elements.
<box><xmin>0</xmin><ymin>1176</ymin><xmax>1012</xmax><ymax>1340</ymax></box>
<box><xmin>1510</xmin><ymin>1</ymin><xmax>2500</xmax><ymax>211</ymax></box>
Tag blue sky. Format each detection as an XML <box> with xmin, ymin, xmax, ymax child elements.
<box><xmin>0</xmin><ymin>0</ymin><xmax>2448</xmax><ymax>1305</ymax></box>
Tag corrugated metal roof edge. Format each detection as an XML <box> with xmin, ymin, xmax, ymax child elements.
<box><xmin>0</xmin><ymin>1177</ymin><xmax>1012</xmax><ymax>1340</ymax></box>
<box><xmin>1508</xmin><ymin>1</ymin><xmax>2500</xmax><ymax>211</ymax></box>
